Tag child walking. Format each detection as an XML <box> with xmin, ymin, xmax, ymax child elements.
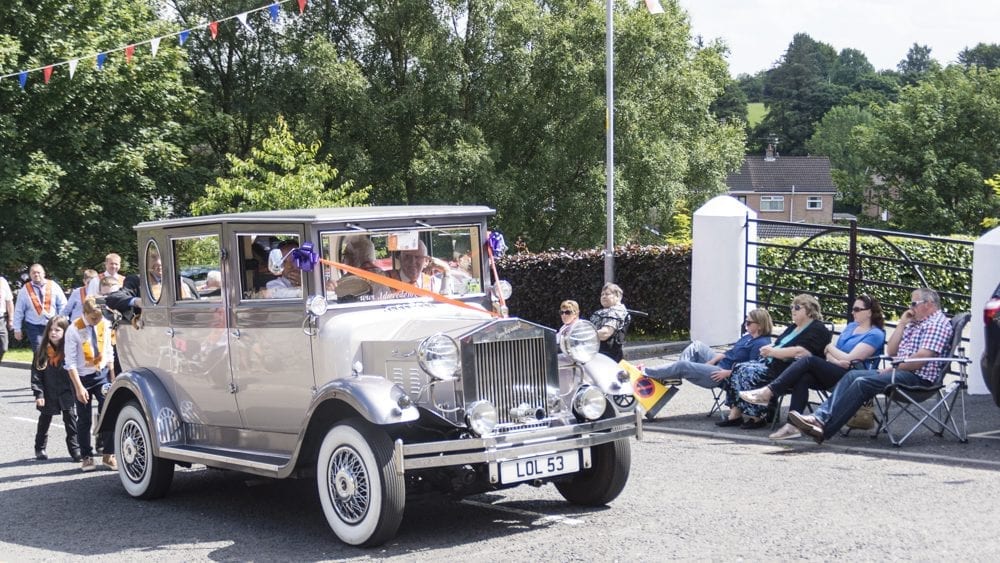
<box><xmin>30</xmin><ymin>315</ymin><xmax>82</xmax><ymax>461</ymax></box>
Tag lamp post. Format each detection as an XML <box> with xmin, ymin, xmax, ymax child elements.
<box><xmin>604</xmin><ymin>0</ymin><xmax>662</xmax><ymax>285</ymax></box>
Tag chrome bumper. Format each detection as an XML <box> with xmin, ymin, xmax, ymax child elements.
<box><xmin>393</xmin><ymin>410</ymin><xmax>642</xmax><ymax>482</ymax></box>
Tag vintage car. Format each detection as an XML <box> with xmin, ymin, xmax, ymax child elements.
<box><xmin>96</xmin><ymin>206</ymin><xmax>640</xmax><ymax>546</ymax></box>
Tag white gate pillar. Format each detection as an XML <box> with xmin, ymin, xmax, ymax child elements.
<box><xmin>690</xmin><ymin>196</ymin><xmax>756</xmax><ymax>346</ymax></box>
<box><xmin>969</xmin><ymin>225</ymin><xmax>1000</xmax><ymax>395</ymax></box>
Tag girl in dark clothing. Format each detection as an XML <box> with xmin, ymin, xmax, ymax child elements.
<box><xmin>30</xmin><ymin>315</ymin><xmax>81</xmax><ymax>461</ymax></box>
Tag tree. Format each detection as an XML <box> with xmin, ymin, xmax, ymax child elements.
<box><xmin>0</xmin><ymin>0</ymin><xmax>203</xmax><ymax>281</ymax></box>
<box><xmin>856</xmin><ymin>67</ymin><xmax>1000</xmax><ymax>234</ymax></box>
<box><xmin>806</xmin><ymin>105</ymin><xmax>874</xmax><ymax>212</ymax></box>
<box><xmin>985</xmin><ymin>174</ymin><xmax>1000</xmax><ymax>229</ymax></box>
<box><xmin>959</xmin><ymin>43</ymin><xmax>1000</xmax><ymax>70</ymax></box>
<box><xmin>190</xmin><ymin>116</ymin><xmax>370</xmax><ymax>215</ymax></box>
<box><xmin>897</xmin><ymin>43</ymin><xmax>940</xmax><ymax>86</ymax></box>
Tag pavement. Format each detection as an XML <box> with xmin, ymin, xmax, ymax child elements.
<box><xmin>625</xmin><ymin>341</ymin><xmax>1000</xmax><ymax>470</ymax></box>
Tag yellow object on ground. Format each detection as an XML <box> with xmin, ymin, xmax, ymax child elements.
<box><xmin>620</xmin><ymin>359</ymin><xmax>679</xmax><ymax>419</ymax></box>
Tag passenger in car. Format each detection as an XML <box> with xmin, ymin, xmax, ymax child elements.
<box><xmin>335</xmin><ymin>236</ymin><xmax>387</xmax><ymax>301</ymax></box>
<box><xmin>388</xmin><ymin>240</ymin><xmax>450</xmax><ymax>295</ymax></box>
<box><xmin>266</xmin><ymin>240</ymin><xmax>303</xmax><ymax>299</ymax></box>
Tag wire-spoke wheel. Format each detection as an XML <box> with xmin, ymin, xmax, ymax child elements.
<box><xmin>115</xmin><ymin>401</ymin><xmax>174</xmax><ymax>499</ymax></box>
<box><xmin>316</xmin><ymin>418</ymin><xmax>404</xmax><ymax>547</ymax></box>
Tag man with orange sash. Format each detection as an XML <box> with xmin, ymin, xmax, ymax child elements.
<box><xmin>85</xmin><ymin>253</ymin><xmax>125</xmax><ymax>295</ymax></box>
<box><xmin>13</xmin><ymin>264</ymin><xmax>67</xmax><ymax>353</ymax></box>
<box><xmin>61</xmin><ymin>269</ymin><xmax>99</xmax><ymax>321</ymax></box>
<box><xmin>65</xmin><ymin>297</ymin><xmax>116</xmax><ymax>472</ymax></box>
<box><xmin>388</xmin><ymin>240</ymin><xmax>450</xmax><ymax>297</ymax></box>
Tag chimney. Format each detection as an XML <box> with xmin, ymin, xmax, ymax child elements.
<box><xmin>764</xmin><ymin>144</ymin><xmax>777</xmax><ymax>162</ymax></box>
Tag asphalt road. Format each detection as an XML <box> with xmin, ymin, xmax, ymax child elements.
<box><xmin>3</xmin><ymin>361</ymin><xmax>1000</xmax><ymax>561</ymax></box>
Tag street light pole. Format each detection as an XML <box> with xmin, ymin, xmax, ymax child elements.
<box><xmin>604</xmin><ymin>0</ymin><xmax>615</xmax><ymax>285</ymax></box>
<box><xmin>604</xmin><ymin>0</ymin><xmax>662</xmax><ymax>286</ymax></box>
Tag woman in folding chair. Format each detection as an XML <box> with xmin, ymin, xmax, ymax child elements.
<box><xmin>719</xmin><ymin>294</ymin><xmax>831</xmax><ymax>430</ymax></box>
<box><xmin>740</xmin><ymin>294</ymin><xmax>886</xmax><ymax>440</ymax></box>
<box><xmin>643</xmin><ymin>308</ymin><xmax>773</xmax><ymax>389</ymax></box>
<box><xmin>788</xmin><ymin>288</ymin><xmax>953</xmax><ymax>444</ymax></box>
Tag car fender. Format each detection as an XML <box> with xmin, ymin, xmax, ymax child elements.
<box><xmin>581</xmin><ymin>353</ymin><xmax>632</xmax><ymax>396</ymax></box>
<box><xmin>96</xmin><ymin>368</ymin><xmax>184</xmax><ymax>454</ymax></box>
<box><xmin>308</xmin><ymin>375</ymin><xmax>420</xmax><ymax>426</ymax></box>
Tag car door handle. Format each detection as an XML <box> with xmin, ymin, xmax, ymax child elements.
<box><xmin>165</xmin><ymin>328</ymin><xmax>174</xmax><ymax>337</ymax></box>
<box><xmin>231</xmin><ymin>329</ymin><xmax>241</xmax><ymax>339</ymax></box>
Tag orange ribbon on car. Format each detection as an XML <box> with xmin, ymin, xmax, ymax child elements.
<box><xmin>318</xmin><ymin>258</ymin><xmax>500</xmax><ymax>318</ymax></box>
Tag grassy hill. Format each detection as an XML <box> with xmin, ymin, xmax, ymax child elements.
<box><xmin>747</xmin><ymin>102</ymin><xmax>767</xmax><ymax>127</ymax></box>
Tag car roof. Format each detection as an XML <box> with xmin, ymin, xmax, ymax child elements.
<box><xmin>134</xmin><ymin>205</ymin><xmax>496</xmax><ymax>231</ymax></box>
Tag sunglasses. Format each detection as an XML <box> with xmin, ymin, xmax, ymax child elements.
<box><xmin>851</xmin><ymin>307</ymin><xmax>870</xmax><ymax>313</ymax></box>
<box><xmin>910</xmin><ymin>300</ymin><xmax>926</xmax><ymax>308</ymax></box>
<box><xmin>744</xmin><ymin>319</ymin><xmax>757</xmax><ymax>325</ymax></box>
<box><xmin>791</xmin><ymin>304</ymin><xmax>802</xmax><ymax>311</ymax></box>
<box><xmin>560</xmin><ymin>310</ymin><xmax>574</xmax><ymax>316</ymax></box>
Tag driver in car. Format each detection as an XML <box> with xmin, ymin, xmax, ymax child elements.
<box><xmin>388</xmin><ymin>240</ymin><xmax>450</xmax><ymax>296</ymax></box>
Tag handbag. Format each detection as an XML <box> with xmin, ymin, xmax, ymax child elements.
<box><xmin>846</xmin><ymin>400</ymin><xmax>875</xmax><ymax>430</ymax></box>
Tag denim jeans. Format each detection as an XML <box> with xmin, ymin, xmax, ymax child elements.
<box><xmin>813</xmin><ymin>368</ymin><xmax>933</xmax><ymax>439</ymax></box>
<box><xmin>644</xmin><ymin>341</ymin><xmax>721</xmax><ymax>388</ymax></box>
<box><xmin>767</xmin><ymin>356</ymin><xmax>847</xmax><ymax>414</ymax></box>
<box><xmin>77</xmin><ymin>370</ymin><xmax>113</xmax><ymax>457</ymax></box>
<box><xmin>24</xmin><ymin>322</ymin><xmax>46</xmax><ymax>355</ymax></box>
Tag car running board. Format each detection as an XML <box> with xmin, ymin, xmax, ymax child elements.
<box><xmin>159</xmin><ymin>444</ymin><xmax>293</xmax><ymax>478</ymax></box>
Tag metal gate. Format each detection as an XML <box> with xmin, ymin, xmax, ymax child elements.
<box><xmin>745</xmin><ymin>217</ymin><xmax>973</xmax><ymax>327</ymax></box>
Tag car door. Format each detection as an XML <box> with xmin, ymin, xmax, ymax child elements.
<box><xmin>226</xmin><ymin>225</ymin><xmax>316</xmax><ymax>433</ymax></box>
<box><xmin>167</xmin><ymin>227</ymin><xmax>242</xmax><ymax>428</ymax></box>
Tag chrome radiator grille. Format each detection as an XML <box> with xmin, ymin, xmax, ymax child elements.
<box><xmin>472</xmin><ymin>336</ymin><xmax>548</xmax><ymax>425</ymax></box>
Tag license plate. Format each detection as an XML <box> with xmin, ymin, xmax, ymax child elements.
<box><xmin>499</xmin><ymin>451</ymin><xmax>580</xmax><ymax>484</ymax></box>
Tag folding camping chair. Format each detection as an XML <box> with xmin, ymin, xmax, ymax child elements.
<box><xmin>873</xmin><ymin>312</ymin><xmax>972</xmax><ymax>447</ymax></box>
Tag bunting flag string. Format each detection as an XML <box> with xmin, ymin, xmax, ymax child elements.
<box><xmin>0</xmin><ymin>0</ymin><xmax>306</xmax><ymax>87</ymax></box>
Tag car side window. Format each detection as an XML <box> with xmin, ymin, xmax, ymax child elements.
<box><xmin>236</xmin><ymin>233</ymin><xmax>302</xmax><ymax>300</ymax></box>
<box><xmin>172</xmin><ymin>235</ymin><xmax>221</xmax><ymax>302</ymax></box>
<box><xmin>144</xmin><ymin>240</ymin><xmax>163</xmax><ymax>304</ymax></box>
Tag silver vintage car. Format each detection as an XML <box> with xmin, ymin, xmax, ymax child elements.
<box><xmin>97</xmin><ymin>206</ymin><xmax>639</xmax><ymax>546</ymax></box>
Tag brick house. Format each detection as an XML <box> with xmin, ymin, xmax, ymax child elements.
<box><xmin>725</xmin><ymin>149</ymin><xmax>836</xmax><ymax>225</ymax></box>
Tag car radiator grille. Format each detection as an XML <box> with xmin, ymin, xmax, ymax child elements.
<box><xmin>472</xmin><ymin>336</ymin><xmax>548</xmax><ymax>425</ymax></box>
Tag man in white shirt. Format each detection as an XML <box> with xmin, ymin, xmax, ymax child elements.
<box><xmin>0</xmin><ymin>275</ymin><xmax>13</xmax><ymax>363</ymax></box>
<box><xmin>86</xmin><ymin>253</ymin><xmax>125</xmax><ymax>295</ymax></box>
<box><xmin>65</xmin><ymin>297</ymin><xmax>116</xmax><ymax>472</ymax></box>
<box><xmin>265</xmin><ymin>241</ymin><xmax>303</xmax><ymax>299</ymax></box>
<box><xmin>62</xmin><ymin>269</ymin><xmax>99</xmax><ymax>321</ymax></box>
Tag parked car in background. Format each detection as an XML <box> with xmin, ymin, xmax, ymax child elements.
<box><xmin>97</xmin><ymin>206</ymin><xmax>639</xmax><ymax>547</ymax></box>
<box><xmin>984</xmin><ymin>280</ymin><xmax>1000</xmax><ymax>406</ymax></box>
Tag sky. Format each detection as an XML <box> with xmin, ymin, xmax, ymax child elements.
<box><xmin>676</xmin><ymin>0</ymin><xmax>1000</xmax><ymax>76</ymax></box>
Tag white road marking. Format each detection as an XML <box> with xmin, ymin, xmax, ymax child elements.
<box><xmin>460</xmin><ymin>499</ymin><xmax>584</xmax><ymax>526</ymax></box>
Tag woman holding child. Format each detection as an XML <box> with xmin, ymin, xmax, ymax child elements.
<box><xmin>717</xmin><ymin>294</ymin><xmax>831</xmax><ymax>429</ymax></box>
<box><xmin>740</xmin><ymin>294</ymin><xmax>886</xmax><ymax>440</ymax></box>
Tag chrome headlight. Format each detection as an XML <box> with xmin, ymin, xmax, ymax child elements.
<box><xmin>307</xmin><ymin>295</ymin><xmax>328</xmax><ymax>316</ymax></box>
<box><xmin>492</xmin><ymin>280</ymin><xmax>512</xmax><ymax>300</ymax></box>
<box><xmin>573</xmin><ymin>386</ymin><xmax>607</xmax><ymax>421</ymax></box>
<box><xmin>466</xmin><ymin>400</ymin><xmax>498</xmax><ymax>436</ymax></box>
<box><xmin>560</xmin><ymin>320</ymin><xmax>600</xmax><ymax>363</ymax></box>
<box><xmin>417</xmin><ymin>333</ymin><xmax>460</xmax><ymax>381</ymax></box>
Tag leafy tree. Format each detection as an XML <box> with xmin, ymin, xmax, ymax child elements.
<box><xmin>856</xmin><ymin>67</ymin><xmax>1000</xmax><ymax>234</ymax></box>
<box><xmin>831</xmin><ymin>48</ymin><xmax>875</xmax><ymax>89</ymax></box>
<box><xmin>806</xmin><ymin>105</ymin><xmax>874</xmax><ymax>212</ymax></box>
<box><xmin>959</xmin><ymin>43</ymin><xmax>1000</xmax><ymax>70</ymax></box>
<box><xmin>754</xmin><ymin>34</ymin><xmax>847</xmax><ymax>155</ymax></box>
<box><xmin>985</xmin><ymin>174</ymin><xmax>1000</xmax><ymax>229</ymax></box>
<box><xmin>897</xmin><ymin>43</ymin><xmax>940</xmax><ymax>86</ymax></box>
<box><xmin>736</xmin><ymin>71</ymin><xmax>765</xmax><ymax>101</ymax></box>
<box><xmin>710</xmin><ymin>80</ymin><xmax>749</xmax><ymax>124</ymax></box>
<box><xmin>191</xmin><ymin>116</ymin><xmax>370</xmax><ymax>215</ymax></box>
<box><xmin>0</xmin><ymin>0</ymin><xmax>202</xmax><ymax>281</ymax></box>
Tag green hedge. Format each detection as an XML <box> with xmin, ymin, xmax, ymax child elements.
<box><xmin>496</xmin><ymin>244</ymin><xmax>691</xmax><ymax>336</ymax></box>
<box><xmin>757</xmin><ymin>235</ymin><xmax>973</xmax><ymax>324</ymax></box>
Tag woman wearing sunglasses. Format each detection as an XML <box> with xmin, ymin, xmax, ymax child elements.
<box><xmin>718</xmin><ymin>294</ymin><xmax>832</xmax><ymax>430</ymax></box>
<box><xmin>555</xmin><ymin>300</ymin><xmax>580</xmax><ymax>345</ymax></box>
<box><xmin>643</xmin><ymin>308</ymin><xmax>774</xmax><ymax>389</ymax></box>
<box><xmin>740</xmin><ymin>294</ymin><xmax>886</xmax><ymax>439</ymax></box>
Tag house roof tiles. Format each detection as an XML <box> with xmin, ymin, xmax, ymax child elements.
<box><xmin>726</xmin><ymin>155</ymin><xmax>836</xmax><ymax>194</ymax></box>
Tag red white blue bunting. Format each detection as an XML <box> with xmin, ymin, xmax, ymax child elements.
<box><xmin>0</xmin><ymin>0</ymin><xmax>307</xmax><ymax>89</ymax></box>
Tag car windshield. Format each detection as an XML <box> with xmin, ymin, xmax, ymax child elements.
<box><xmin>319</xmin><ymin>226</ymin><xmax>483</xmax><ymax>304</ymax></box>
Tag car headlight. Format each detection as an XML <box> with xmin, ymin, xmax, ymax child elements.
<box><xmin>417</xmin><ymin>333</ymin><xmax>461</xmax><ymax>381</ymax></box>
<box><xmin>573</xmin><ymin>386</ymin><xmax>607</xmax><ymax>421</ymax></box>
<box><xmin>466</xmin><ymin>400</ymin><xmax>498</xmax><ymax>436</ymax></box>
<box><xmin>560</xmin><ymin>320</ymin><xmax>600</xmax><ymax>363</ymax></box>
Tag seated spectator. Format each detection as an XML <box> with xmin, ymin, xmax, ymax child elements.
<box><xmin>266</xmin><ymin>241</ymin><xmax>303</xmax><ymax>299</ymax></box>
<box><xmin>644</xmin><ymin>308</ymin><xmax>773</xmax><ymax>388</ymax></box>
<box><xmin>556</xmin><ymin>300</ymin><xmax>580</xmax><ymax>346</ymax></box>
<box><xmin>718</xmin><ymin>294</ymin><xmax>831</xmax><ymax>430</ymax></box>
<box><xmin>789</xmin><ymin>288</ymin><xmax>953</xmax><ymax>444</ymax></box>
<box><xmin>741</xmin><ymin>294</ymin><xmax>886</xmax><ymax>439</ymax></box>
<box><xmin>589</xmin><ymin>283</ymin><xmax>629</xmax><ymax>362</ymax></box>
<box><xmin>198</xmin><ymin>270</ymin><xmax>222</xmax><ymax>297</ymax></box>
